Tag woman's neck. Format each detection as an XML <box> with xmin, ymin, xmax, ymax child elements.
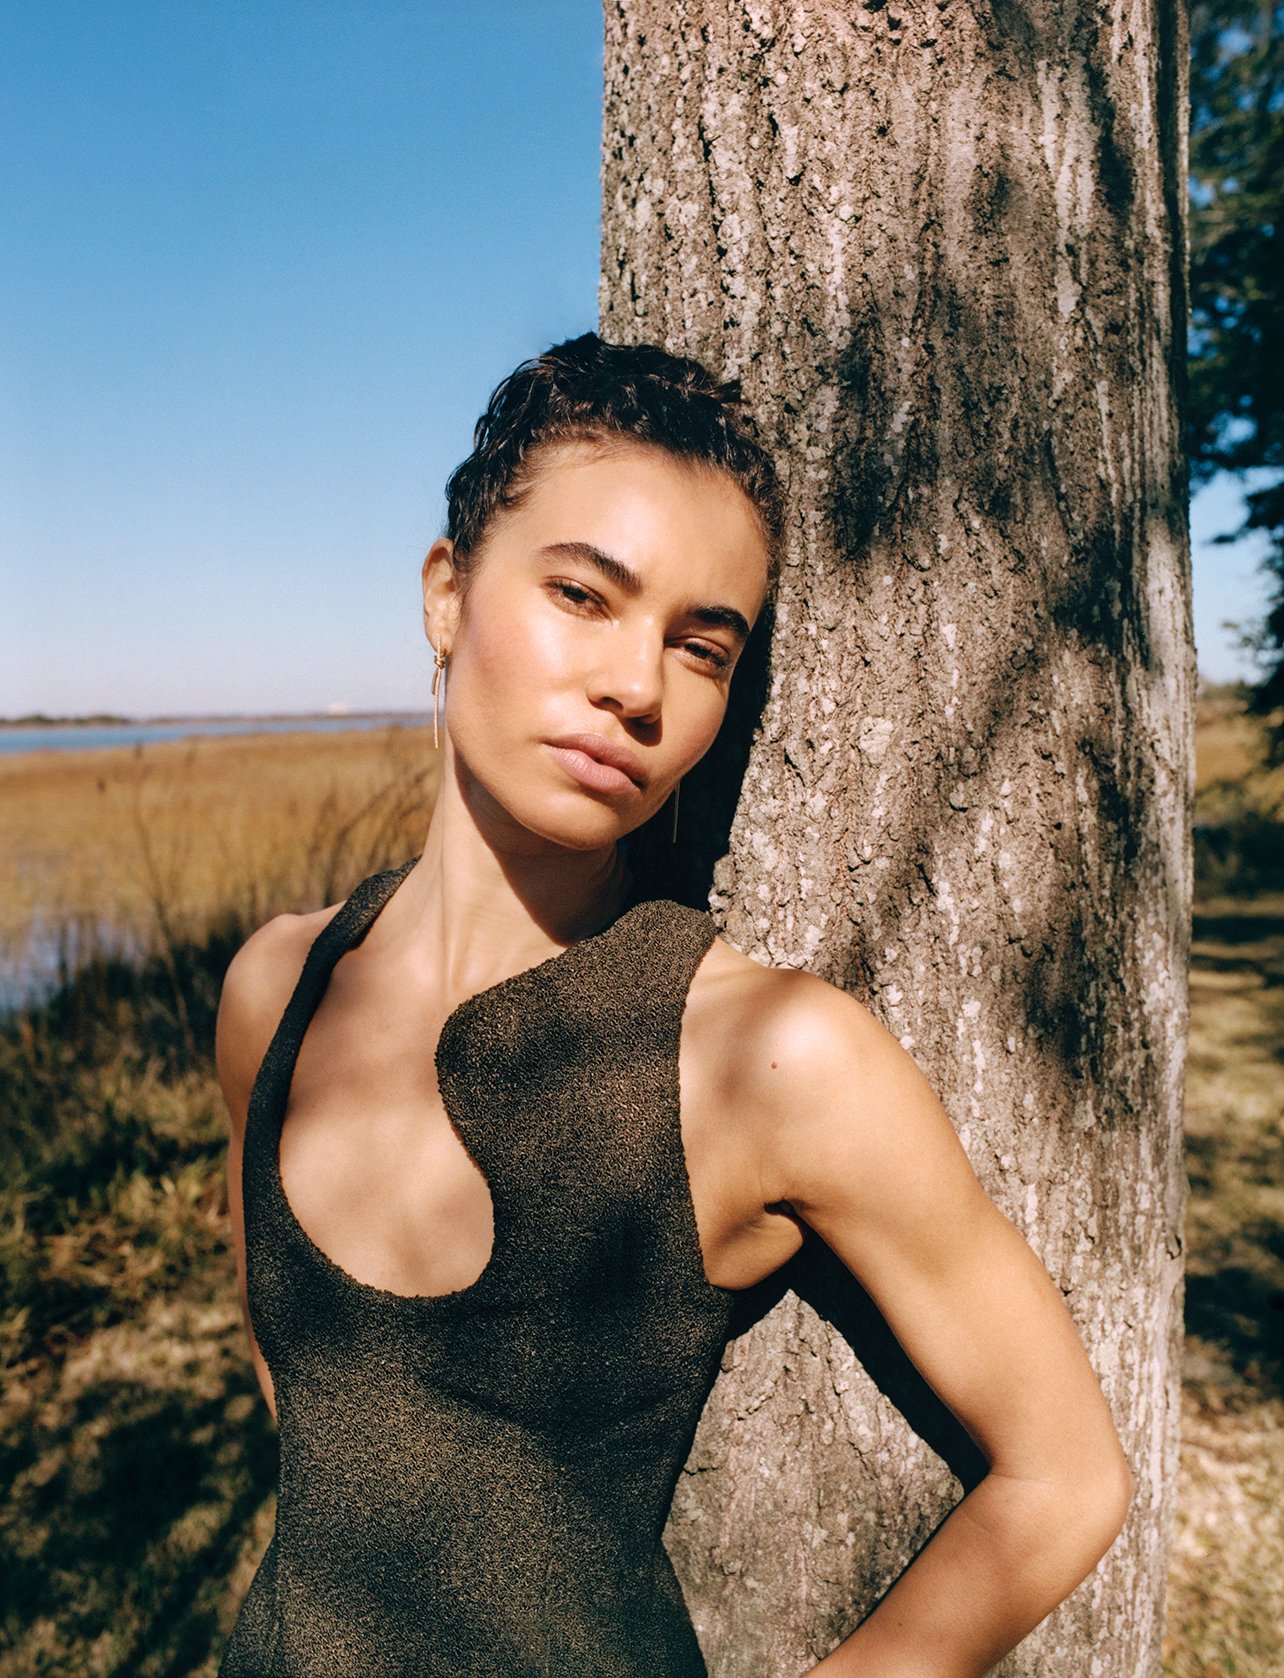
<box><xmin>371</xmin><ymin>770</ymin><xmax>634</xmax><ymax>1007</ymax></box>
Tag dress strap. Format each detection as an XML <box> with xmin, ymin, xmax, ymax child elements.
<box><xmin>275</xmin><ymin>861</ymin><xmax>415</xmax><ymax>1049</ymax></box>
<box><xmin>244</xmin><ymin>861</ymin><xmax>416</xmax><ymax>1152</ymax></box>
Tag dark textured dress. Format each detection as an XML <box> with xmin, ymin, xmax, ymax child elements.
<box><xmin>219</xmin><ymin>861</ymin><xmax>743</xmax><ymax>1677</ymax></box>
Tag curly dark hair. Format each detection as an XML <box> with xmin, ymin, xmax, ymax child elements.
<box><xmin>443</xmin><ymin>332</ymin><xmax>784</xmax><ymax>586</ymax></box>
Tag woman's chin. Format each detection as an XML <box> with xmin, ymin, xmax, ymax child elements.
<box><xmin>452</xmin><ymin>758</ymin><xmax>654</xmax><ymax>855</ymax></box>
<box><xmin>480</xmin><ymin>792</ymin><xmax>638</xmax><ymax>856</ymax></box>
<box><xmin>533</xmin><ymin>808</ymin><xmax>637</xmax><ymax>854</ymax></box>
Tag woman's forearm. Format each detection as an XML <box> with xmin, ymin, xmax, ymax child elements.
<box><xmin>803</xmin><ymin>1462</ymin><xmax>1132</xmax><ymax>1678</ymax></box>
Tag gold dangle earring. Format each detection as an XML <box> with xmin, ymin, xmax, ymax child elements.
<box><xmin>670</xmin><ymin>778</ymin><xmax>681</xmax><ymax>844</ymax></box>
<box><xmin>431</xmin><ymin>647</ymin><xmax>447</xmax><ymax>751</ymax></box>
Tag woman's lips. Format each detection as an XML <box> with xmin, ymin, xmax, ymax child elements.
<box><xmin>545</xmin><ymin>735</ymin><xmax>645</xmax><ymax>797</ymax></box>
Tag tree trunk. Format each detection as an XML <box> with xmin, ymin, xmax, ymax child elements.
<box><xmin>601</xmin><ymin>3</ymin><xmax>1192</xmax><ymax>1675</ymax></box>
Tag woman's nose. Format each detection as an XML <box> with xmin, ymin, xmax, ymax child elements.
<box><xmin>586</xmin><ymin>630</ymin><xmax>664</xmax><ymax>722</ymax></box>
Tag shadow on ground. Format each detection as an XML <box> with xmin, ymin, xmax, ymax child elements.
<box><xmin>1183</xmin><ymin>907</ymin><xmax>1284</xmax><ymax>1402</ymax></box>
<box><xmin>1</xmin><ymin>1308</ymin><xmax>277</xmax><ymax>1678</ymax></box>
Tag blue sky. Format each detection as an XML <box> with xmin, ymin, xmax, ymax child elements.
<box><xmin>1</xmin><ymin>2</ymin><xmax>1273</xmax><ymax>717</ymax></box>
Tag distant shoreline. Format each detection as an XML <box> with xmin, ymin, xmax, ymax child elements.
<box><xmin>0</xmin><ymin>713</ymin><xmax>427</xmax><ymax>760</ymax></box>
<box><xmin>0</xmin><ymin>710</ymin><xmax>421</xmax><ymax>729</ymax></box>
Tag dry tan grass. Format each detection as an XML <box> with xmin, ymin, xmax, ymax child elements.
<box><xmin>0</xmin><ymin>726</ymin><xmax>438</xmax><ymax>982</ymax></box>
<box><xmin>1161</xmin><ymin>691</ymin><xmax>1284</xmax><ymax>1678</ymax></box>
<box><xmin>1194</xmin><ymin>692</ymin><xmax>1284</xmax><ymax>799</ymax></box>
<box><xmin>1164</xmin><ymin>1387</ymin><xmax>1284</xmax><ymax>1677</ymax></box>
<box><xmin>1</xmin><ymin>1296</ymin><xmax>274</xmax><ymax>1678</ymax></box>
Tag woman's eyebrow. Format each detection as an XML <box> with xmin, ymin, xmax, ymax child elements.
<box><xmin>689</xmin><ymin>603</ymin><xmax>751</xmax><ymax>643</ymax></box>
<box><xmin>535</xmin><ymin>541</ymin><xmax>750</xmax><ymax>643</ymax></box>
<box><xmin>535</xmin><ymin>541</ymin><xmax>641</xmax><ymax>594</ymax></box>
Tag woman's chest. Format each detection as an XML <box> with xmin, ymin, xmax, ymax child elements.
<box><xmin>278</xmin><ymin>986</ymin><xmax>493</xmax><ymax>1298</ymax></box>
<box><xmin>271</xmin><ymin>958</ymin><xmax>798</xmax><ymax>1304</ymax></box>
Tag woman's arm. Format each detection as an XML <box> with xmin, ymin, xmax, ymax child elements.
<box><xmin>744</xmin><ymin>973</ymin><xmax>1132</xmax><ymax>1677</ymax></box>
<box><xmin>214</xmin><ymin>915</ymin><xmax>322</xmax><ymax>1425</ymax></box>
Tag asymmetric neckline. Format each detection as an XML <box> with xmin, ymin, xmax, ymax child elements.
<box><xmin>255</xmin><ymin>860</ymin><xmax>719</xmax><ymax>1309</ymax></box>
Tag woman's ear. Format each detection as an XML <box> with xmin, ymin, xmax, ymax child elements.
<box><xmin>421</xmin><ymin>538</ymin><xmax>462</xmax><ymax>655</ymax></box>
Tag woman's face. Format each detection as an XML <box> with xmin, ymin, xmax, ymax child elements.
<box><xmin>422</xmin><ymin>440</ymin><xmax>771</xmax><ymax>853</ymax></box>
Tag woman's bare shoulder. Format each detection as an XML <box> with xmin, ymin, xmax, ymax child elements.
<box><xmin>690</xmin><ymin>933</ymin><xmax>971</xmax><ymax>1234</ymax></box>
<box><xmin>214</xmin><ymin>901</ymin><xmax>343</xmax><ymax>1130</ymax></box>
<box><xmin>690</xmin><ymin>932</ymin><xmax>897</xmax><ymax>1099</ymax></box>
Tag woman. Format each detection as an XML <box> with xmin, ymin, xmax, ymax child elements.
<box><xmin>216</xmin><ymin>334</ymin><xmax>1132</xmax><ymax>1677</ymax></box>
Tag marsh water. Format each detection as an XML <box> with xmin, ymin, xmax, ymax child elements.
<box><xmin>0</xmin><ymin>713</ymin><xmax>420</xmax><ymax>758</ymax></box>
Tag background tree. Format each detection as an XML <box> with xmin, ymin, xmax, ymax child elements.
<box><xmin>602</xmin><ymin>3</ymin><xmax>1193</xmax><ymax>1675</ymax></box>
<box><xmin>1188</xmin><ymin>0</ymin><xmax>1284</xmax><ymax>736</ymax></box>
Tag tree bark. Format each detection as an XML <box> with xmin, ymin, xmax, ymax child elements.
<box><xmin>601</xmin><ymin>3</ymin><xmax>1192</xmax><ymax>1675</ymax></box>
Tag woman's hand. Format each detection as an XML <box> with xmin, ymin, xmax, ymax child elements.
<box><xmin>730</xmin><ymin>970</ymin><xmax>1133</xmax><ymax>1677</ymax></box>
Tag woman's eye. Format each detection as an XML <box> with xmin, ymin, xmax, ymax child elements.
<box><xmin>550</xmin><ymin>580</ymin><xmax>602</xmax><ymax>612</ymax></box>
<box><xmin>682</xmin><ymin>640</ymin><xmax>732</xmax><ymax>672</ymax></box>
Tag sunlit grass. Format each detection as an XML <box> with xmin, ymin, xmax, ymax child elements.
<box><xmin>0</xmin><ymin>724</ymin><xmax>437</xmax><ymax>997</ymax></box>
<box><xmin>1191</xmin><ymin>690</ymin><xmax>1284</xmax><ymax>904</ymax></box>
<box><xmin>1161</xmin><ymin>887</ymin><xmax>1284</xmax><ymax>1678</ymax></box>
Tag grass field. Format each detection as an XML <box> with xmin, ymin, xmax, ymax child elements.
<box><xmin>1163</xmin><ymin>692</ymin><xmax>1284</xmax><ymax>1676</ymax></box>
<box><xmin>0</xmin><ymin>705</ymin><xmax>1280</xmax><ymax>1674</ymax></box>
<box><xmin>0</xmin><ymin>724</ymin><xmax>436</xmax><ymax>1001</ymax></box>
